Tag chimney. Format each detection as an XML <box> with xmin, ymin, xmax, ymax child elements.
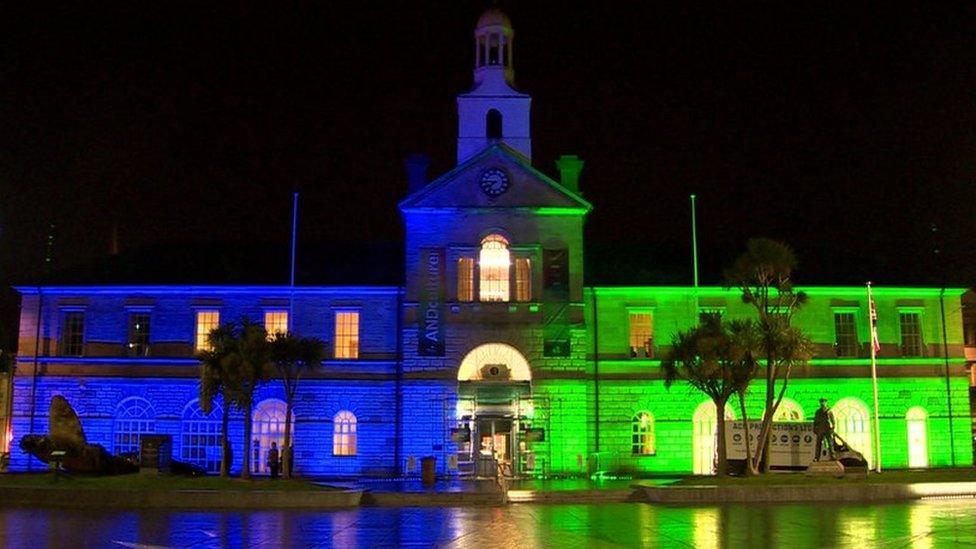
<box><xmin>404</xmin><ymin>153</ymin><xmax>430</xmax><ymax>194</ymax></box>
<box><xmin>555</xmin><ymin>155</ymin><xmax>584</xmax><ymax>192</ymax></box>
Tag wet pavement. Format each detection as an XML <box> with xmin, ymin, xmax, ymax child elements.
<box><xmin>1</xmin><ymin>499</ymin><xmax>974</xmax><ymax>547</ymax></box>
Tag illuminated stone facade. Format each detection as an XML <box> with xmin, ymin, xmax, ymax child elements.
<box><xmin>8</xmin><ymin>9</ymin><xmax>973</xmax><ymax>476</ymax></box>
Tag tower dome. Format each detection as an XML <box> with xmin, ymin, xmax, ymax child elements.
<box><xmin>476</xmin><ymin>7</ymin><xmax>512</xmax><ymax>30</ymax></box>
<box><xmin>473</xmin><ymin>7</ymin><xmax>514</xmax><ymax>84</ymax></box>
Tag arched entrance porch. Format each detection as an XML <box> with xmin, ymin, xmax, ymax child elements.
<box><xmin>455</xmin><ymin>343</ymin><xmax>542</xmax><ymax>477</ymax></box>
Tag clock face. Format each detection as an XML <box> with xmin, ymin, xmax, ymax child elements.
<box><xmin>478</xmin><ymin>168</ymin><xmax>510</xmax><ymax>197</ymax></box>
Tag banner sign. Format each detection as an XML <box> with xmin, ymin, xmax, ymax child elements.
<box><xmin>418</xmin><ymin>247</ymin><xmax>445</xmax><ymax>356</ymax></box>
<box><xmin>725</xmin><ymin>421</ymin><xmax>817</xmax><ymax>467</ymax></box>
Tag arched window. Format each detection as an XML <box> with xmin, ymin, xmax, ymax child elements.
<box><xmin>457</xmin><ymin>343</ymin><xmax>531</xmax><ymax>382</ymax></box>
<box><xmin>486</xmin><ymin>109</ymin><xmax>502</xmax><ymax>139</ymax></box>
<box><xmin>114</xmin><ymin>397</ymin><xmax>155</xmax><ymax>456</ymax></box>
<box><xmin>333</xmin><ymin>411</ymin><xmax>357</xmax><ymax>456</ymax></box>
<box><xmin>632</xmin><ymin>411</ymin><xmax>656</xmax><ymax>455</ymax></box>
<box><xmin>832</xmin><ymin>398</ymin><xmax>872</xmax><ymax>468</ymax></box>
<box><xmin>906</xmin><ymin>407</ymin><xmax>929</xmax><ymax>468</ymax></box>
<box><xmin>692</xmin><ymin>401</ymin><xmax>735</xmax><ymax>475</ymax></box>
<box><xmin>252</xmin><ymin>399</ymin><xmax>287</xmax><ymax>474</ymax></box>
<box><xmin>479</xmin><ymin>234</ymin><xmax>510</xmax><ymax>302</ymax></box>
<box><xmin>181</xmin><ymin>399</ymin><xmax>222</xmax><ymax>474</ymax></box>
<box><xmin>769</xmin><ymin>398</ymin><xmax>805</xmax><ymax>422</ymax></box>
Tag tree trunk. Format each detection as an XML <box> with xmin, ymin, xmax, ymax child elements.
<box><xmin>761</xmin><ymin>347</ymin><xmax>774</xmax><ymax>473</ymax></box>
<box><xmin>241</xmin><ymin>398</ymin><xmax>253</xmax><ymax>480</ymax></box>
<box><xmin>220</xmin><ymin>395</ymin><xmax>230</xmax><ymax>477</ymax></box>
<box><xmin>716</xmin><ymin>398</ymin><xmax>729</xmax><ymax>477</ymax></box>
<box><xmin>738</xmin><ymin>393</ymin><xmax>758</xmax><ymax>476</ymax></box>
<box><xmin>283</xmin><ymin>399</ymin><xmax>294</xmax><ymax>479</ymax></box>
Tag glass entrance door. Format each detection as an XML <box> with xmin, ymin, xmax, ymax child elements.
<box><xmin>477</xmin><ymin>418</ymin><xmax>514</xmax><ymax>471</ymax></box>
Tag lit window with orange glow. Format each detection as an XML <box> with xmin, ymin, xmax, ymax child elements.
<box><xmin>333</xmin><ymin>410</ymin><xmax>357</xmax><ymax>456</ymax></box>
<box><xmin>334</xmin><ymin>311</ymin><xmax>359</xmax><ymax>359</ymax></box>
<box><xmin>632</xmin><ymin>411</ymin><xmax>656</xmax><ymax>455</ymax></box>
<box><xmin>457</xmin><ymin>257</ymin><xmax>475</xmax><ymax>302</ymax></box>
<box><xmin>515</xmin><ymin>257</ymin><xmax>531</xmax><ymax>302</ymax></box>
<box><xmin>194</xmin><ymin>310</ymin><xmax>220</xmax><ymax>352</ymax></box>
<box><xmin>629</xmin><ymin>312</ymin><xmax>653</xmax><ymax>358</ymax></box>
<box><xmin>264</xmin><ymin>310</ymin><xmax>289</xmax><ymax>339</ymax></box>
<box><xmin>479</xmin><ymin>234</ymin><xmax>510</xmax><ymax>302</ymax></box>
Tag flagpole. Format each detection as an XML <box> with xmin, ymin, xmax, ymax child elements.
<box><xmin>690</xmin><ymin>195</ymin><xmax>700</xmax><ymax>318</ymax></box>
<box><xmin>690</xmin><ymin>194</ymin><xmax>699</xmax><ymax>290</ymax></box>
<box><xmin>289</xmin><ymin>192</ymin><xmax>299</xmax><ymax>331</ymax></box>
<box><xmin>868</xmin><ymin>282</ymin><xmax>882</xmax><ymax>473</ymax></box>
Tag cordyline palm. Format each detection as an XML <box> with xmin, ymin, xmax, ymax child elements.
<box><xmin>662</xmin><ymin>317</ymin><xmax>760</xmax><ymax>477</ymax></box>
<box><xmin>197</xmin><ymin>324</ymin><xmax>237</xmax><ymax>477</ymax></box>
<box><xmin>270</xmin><ymin>333</ymin><xmax>325</xmax><ymax>478</ymax></box>
<box><xmin>724</xmin><ymin>238</ymin><xmax>813</xmax><ymax>472</ymax></box>
<box><xmin>232</xmin><ymin>319</ymin><xmax>272</xmax><ymax>480</ymax></box>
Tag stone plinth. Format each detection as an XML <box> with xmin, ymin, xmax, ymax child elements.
<box><xmin>805</xmin><ymin>460</ymin><xmax>845</xmax><ymax>478</ymax></box>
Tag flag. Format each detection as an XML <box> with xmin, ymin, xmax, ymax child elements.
<box><xmin>868</xmin><ymin>286</ymin><xmax>881</xmax><ymax>354</ymax></box>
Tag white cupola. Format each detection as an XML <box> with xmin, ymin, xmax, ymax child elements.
<box><xmin>456</xmin><ymin>8</ymin><xmax>532</xmax><ymax>164</ymax></box>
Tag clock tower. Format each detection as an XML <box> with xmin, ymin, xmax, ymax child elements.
<box><xmin>456</xmin><ymin>8</ymin><xmax>532</xmax><ymax>164</ymax></box>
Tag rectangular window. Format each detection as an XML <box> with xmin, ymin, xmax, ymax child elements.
<box><xmin>515</xmin><ymin>258</ymin><xmax>532</xmax><ymax>302</ymax></box>
<box><xmin>264</xmin><ymin>310</ymin><xmax>289</xmax><ymax>339</ymax></box>
<box><xmin>127</xmin><ymin>313</ymin><xmax>151</xmax><ymax>357</ymax></box>
<box><xmin>834</xmin><ymin>312</ymin><xmax>859</xmax><ymax>357</ymax></box>
<box><xmin>457</xmin><ymin>257</ymin><xmax>474</xmax><ymax>302</ymax></box>
<box><xmin>195</xmin><ymin>310</ymin><xmax>220</xmax><ymax>352</ymax></box>
<box><xmin>629</xmin><ymin>313</ymin><xmax>653</xmax><ymax>358</ymax></box>
<box><xmin>334</xmin><ymin>311</ymin><xmax>360</xmax><ymax>359</ymax></box>
<box><xmin>899</xmin><ymin>312</ymin><xmax>923</xmax><ymax>357</ymax></box>
<box><xmin>61</xmin><ymin>311</ymin><xmax>85</xmax><ymax>356</ymax></box>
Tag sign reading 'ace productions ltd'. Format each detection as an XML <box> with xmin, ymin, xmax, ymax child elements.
<box><xmin>725</xmin><ymin>421</ymin><xmax>817</xmax><ymax>467</ymax></box>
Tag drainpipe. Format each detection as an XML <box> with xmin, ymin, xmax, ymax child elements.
<box><xmin>394</xmin><ymin>288</ymin><xmax>403</xmax><ymax>475</ymax></box>
<box><xmin>593</xmin><ymin>289</ymin><xmax>600</xmax><ymax>454</ymax></box>
<box><xmin>27</xmin><ymin>288</ymin><xmax>42</xmax><ymax>472</ymax></box>
<box><xmin>939</xmin><ymin>288</ymin><xmax>956</xmax><ymax>466</ymax></box>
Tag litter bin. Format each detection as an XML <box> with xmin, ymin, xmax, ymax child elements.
<box><xmin>421</xmin><ymin>456</ymin><xmax>436</xmax><ymax>486</ymax></box>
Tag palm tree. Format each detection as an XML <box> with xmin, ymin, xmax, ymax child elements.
<box><xmin>197</xmin><ymin>324</ymin><xmax>238</xmax><ymax>477</ymax></box>
<box><xmin>233</xmin><ymin>319</ymin><xmax>272</xmax><ymax>480</ymax></box>
<box><xmin>662</xmin><ymin>316</ymin><xmax>760</xmax><ymax>477</ymax></box>
<box><xmin>271</xmin><ymin>333</ymin><xmax>325</xmax><ymax>478</ymax></box>
<box><xmin>724</xmin><ymin>238</ymin><xmax>813</xmax><ymax>472</ymax></box>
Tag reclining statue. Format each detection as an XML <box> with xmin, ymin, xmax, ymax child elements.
<box><xmin>19</xmin><ymin>395</ymin><xmax>138</xmax><ymax>475</ymax></box>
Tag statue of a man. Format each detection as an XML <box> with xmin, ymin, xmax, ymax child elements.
<box><xmin>813</xmin><ymin>398</ymin><xmax>835</xmax><ymax>461</ymax></box>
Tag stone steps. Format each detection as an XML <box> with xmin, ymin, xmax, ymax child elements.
<box><xmin>506</xmin><ymin>488</ymin><xmax>639</xmax><ymax>504</ymax></box>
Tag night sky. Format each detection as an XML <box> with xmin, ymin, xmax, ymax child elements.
<box><xmin>2</xmin><ymin>2</ymin><xmax>975</xmax><ymax>306</ymax></box>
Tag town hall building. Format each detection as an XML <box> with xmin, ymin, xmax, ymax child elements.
<box><xmin>6</xmin><ymin>9</ymin><xmax>973</xmax><ymax>477</ymax></box>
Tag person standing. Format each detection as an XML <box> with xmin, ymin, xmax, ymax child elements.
<box><xmin>813</xmin><ymin>398</ymin><xmax>836</xmax><ymax>461</ymax></box>
<box><xmin>268</xmin><ymin>441</ymin><xmax>280</xmax><ymax>479</ymax></box>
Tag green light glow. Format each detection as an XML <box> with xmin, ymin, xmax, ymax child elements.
<box><xmin>592</xmin><ymin>286</ymin><xmax>967</xmax><ymax>298</ymax></box>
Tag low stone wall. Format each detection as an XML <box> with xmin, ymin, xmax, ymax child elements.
<box><xmin>362</xmin><ymin>491</ymin><xmax>505</xmax><ymax>507</ymax></box>
<box><xmin>0</xmin><ymin>487</ymin><xmax>363</xmax><ymax>509</ymax></box>
<box><xmin>638</xmin><ymin>482</ymin><xmax>976</xmax><ymax>504</ymax></box>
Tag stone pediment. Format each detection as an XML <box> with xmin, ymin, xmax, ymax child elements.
<box><xmin>399</xmin><ymin>144</ymin><xmax>591</xmax><ymax>212</ymax></box>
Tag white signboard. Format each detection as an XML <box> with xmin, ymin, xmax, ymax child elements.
<box><xmin>725</xmin><ymin>421</ymin><xmax>817</xmax><ymax>467</ymax></box>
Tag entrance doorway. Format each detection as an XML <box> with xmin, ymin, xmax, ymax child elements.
<box><xmin>477</xmin><ymin>417</ymin><xmax>513</xmax><ymax>464</ymax></box>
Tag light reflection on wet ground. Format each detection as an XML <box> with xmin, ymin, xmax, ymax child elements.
<box><xmin>0</xmin><ymin>499</ymin><xmax>974</xmax><ymax>548</ymax></box>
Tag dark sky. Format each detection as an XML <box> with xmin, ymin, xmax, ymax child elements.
<box><xmin>2</xmin><ymin>2</ymin><xmax>976</xmax><ymax>293</ymax></box>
